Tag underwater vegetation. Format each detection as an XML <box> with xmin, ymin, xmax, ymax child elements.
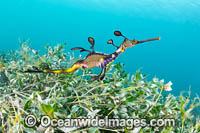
<box><xmin>0</xmin><ymin>41</ymin><xmax>200</xmax><ymax>132</ymax></box>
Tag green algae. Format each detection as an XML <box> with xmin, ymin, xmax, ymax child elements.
<box><xmin>0</xmin><ymin>41</ymin><xmax>199</xmax><ymax>132</ymax></box>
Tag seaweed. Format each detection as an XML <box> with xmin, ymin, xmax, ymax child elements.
<box><xmin>0</xmin><ymin>41</ymin><xmax>200</xmax><ymax>132</ymax></box>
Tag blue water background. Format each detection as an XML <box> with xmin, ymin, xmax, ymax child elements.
<box><xmin>0</xmin><ymin>0</ymin><xmax>200</xmax><ymax>97</ymax></box>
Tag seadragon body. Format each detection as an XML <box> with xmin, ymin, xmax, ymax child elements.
<box><xmin>24</xmin><ymin>31</ymin><xmax>160</xmax><ymax>81</ymax></box>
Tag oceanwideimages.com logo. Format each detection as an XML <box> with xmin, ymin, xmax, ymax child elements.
<box><xmin>24</xmin><ymin>115</ymin><xmax>175</xmax><ymax>129</ymax></box>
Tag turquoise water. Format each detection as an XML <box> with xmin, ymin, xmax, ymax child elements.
<box><xmin>0</xmin><ymin>0</ymin><xmax>200</xmax><ymax>96</ymax></box>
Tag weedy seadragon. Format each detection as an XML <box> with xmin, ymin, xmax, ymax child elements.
<box><xmin>23</xmin><ymin>31</ymin><xmax>160</xmax><ymax>81</ymax></box>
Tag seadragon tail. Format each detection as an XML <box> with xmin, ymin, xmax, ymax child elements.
<box><xmin>22</xmin><ymin>64</ymin><xmax>81</xmax><ymax>74</ymax></box>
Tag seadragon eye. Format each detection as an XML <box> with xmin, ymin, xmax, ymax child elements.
<box><xmin>131</xmin><ymin>40</ymin><xmax>138</xmax><ymax>46</ymax></box>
